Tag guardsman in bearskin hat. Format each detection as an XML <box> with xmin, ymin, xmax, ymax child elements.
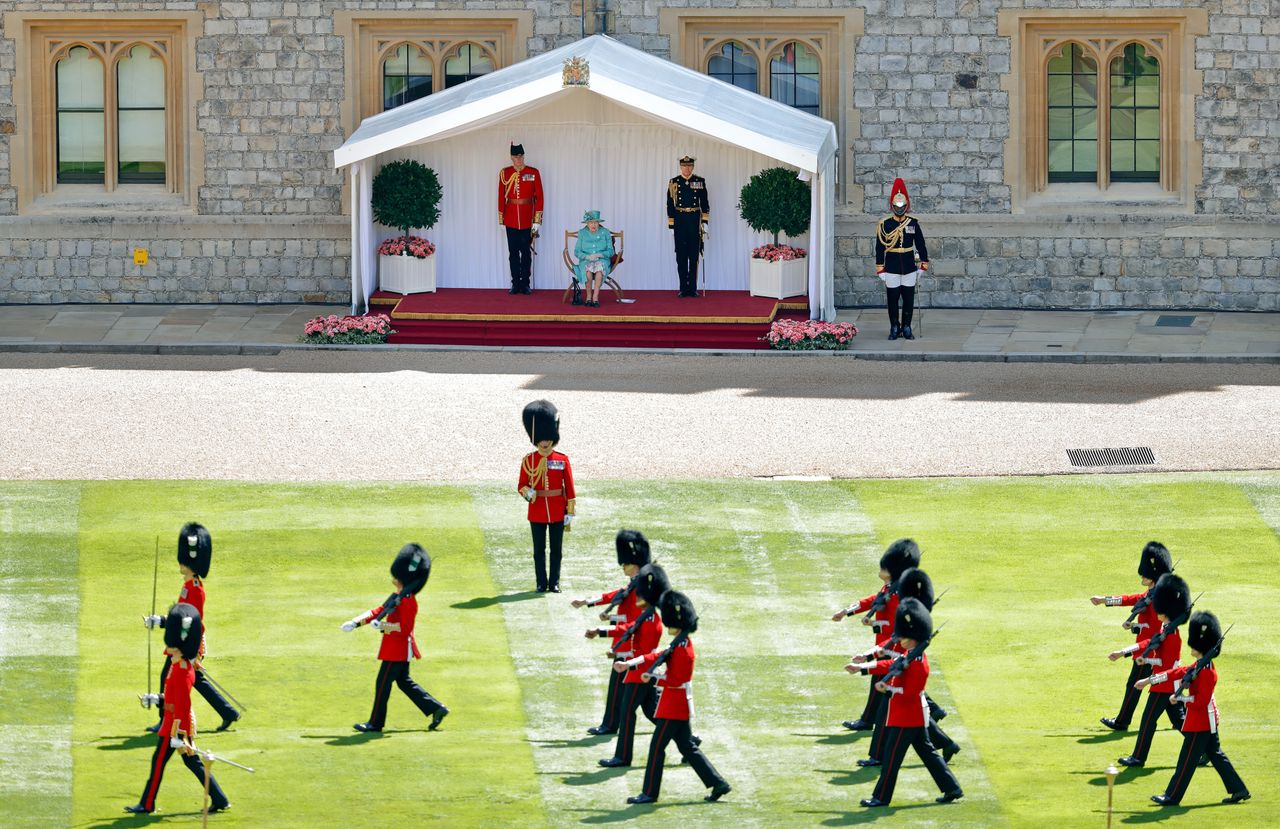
<box><xmin>126</xmin><ymin>602</ymin><xmax>231</xmax><ymax>814</ymax></box>
<box><xmin>851</xmin><ymin>597</ymin><xmax>963</xmax><ymax>807</ymax></box>
<box><xmin>1138</xmin><ymin>611</ymin><xmax>1249</xmax><ymax>806</ymax></box>
<box><xmin>341</xmin><ymin>543</ymin><xmax>448</xmax><ymax>733</ymax></box>
<box><xmin>572</xmin><ymin>529</ymin><xmax>651</xmax><ymax>736</ymax></box>
<box><xmin>1091</xmin><ymin>541</ymin><xmax>1175</xmax><ymax>731</ymax></box>
<box><xmin>142</xmin><ymin>523</ymin><xmax>240</xmax><ymax>733</ymax></box>
<box><xmin>617</xmin><ymin>590</ymin><xmax>731</xmax><ymax>805</ymax></box>
<box><xmin>875</xmin><ymin>178</ymin><xmax>929</xmax><ymax>340</ymax></box>
<box><xmin>1109</xmin><ymin>572</ymin><xmax>1191</xmax><ymax>767</ymax></box>
<box><xmin>518</xmin><ymin>400</ymin><xmax>575</xmax><ymax>593</ymax></box>
<box><xmin>591</xmin><ymin>562</ymin><xmax>668</xmax><ymax>768</ymax></box>
<box><xmin>894</xmin><ymin>567</ymin><xmax>960</xmax><ymax>763</ymax></box>
<box><xmin>666</xmin><ymin>154</ymin><xmax>710</xmax><ymax>298</ymax></box>
<box><xmin>500</xmin><ymin>142</ymin><xmax>544</xmax><ymax>293</ymax></box>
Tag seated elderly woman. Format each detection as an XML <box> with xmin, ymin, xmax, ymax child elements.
<box><xmin>572</xmin><ymin>210</ymin><xmax>614</xmax><ymax>307</ymax></box>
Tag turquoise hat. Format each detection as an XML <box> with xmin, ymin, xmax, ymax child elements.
<box><xmin>581</xmin><ymin>209</ymin><xmax>603</xmax><ymax>223</ymax></box>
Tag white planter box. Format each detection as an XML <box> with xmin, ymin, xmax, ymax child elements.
<box><xmin>379</xmin><ymin>252</ymin><xmax>436</xmax><ymax>294</ymax></box>
<box><xmin>749</xmin><ymin>256</ymin><xmax>808</xmax><ymax>299</ymax></box>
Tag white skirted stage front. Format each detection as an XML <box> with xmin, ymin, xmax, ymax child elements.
<box><xmin>334</xmin><ymin>34</ymin><xmax>837</xmax><ymax>321</ymax></box>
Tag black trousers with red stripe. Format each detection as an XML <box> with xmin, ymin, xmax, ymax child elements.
<box><xmin>1128</xmin><ymin>691</ymin><xmax>1184</xmax><ymax>763</ymax></box>
<box><xmin>530</xmin><ymin>521</ymin><xmax>564</xmax><ymax>590</ymax></box>
<box><xmin>597</xmin><ymin>666</ymin><xmax>625</xmax><ymax>732</ymax></box>
<box><xmin>610</xmin><ymin>680</ymin><xmax>657</xmax><ymax>763</ymax></box>
<box><xmin>870</xmin><ymin>725</ymin><xmax>959</xmax><ymax>805</ymax></box>
<box><xmin>867</xmin><ymin>687</ymin><xmax>889</xmax><ymax>759</ymax></box>
<box><xmin>1111</xmin><ymin>659</ymin><xmax>1153</xmax><ymax>729</ymax></box>
<box><xmin>367</xmin><ymin>660</ymin><xmax>445</xmax><ymax>729</ymax></box>
<box><xmin>640</xmin><ymin>717</ymin><xmax>726</xmax><ymax>800</ymax></box>
<box><xmin>136</xmin><ymin>735</ymin><xmax>228</xmax><ymax>812</ymax></box>
<box><xmin>857</xmin><ymin>680</ymin><xmax>878</xmax><ymax>723</ymax></box>
<box><xmin>1162</xmin><ymin>729</ymin><xmax>1246</xmax><ymax>804</ymax></box>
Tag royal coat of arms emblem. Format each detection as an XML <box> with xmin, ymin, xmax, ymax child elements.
<box><xmin>562</xmin><ymin>56</ymin><xmax>589</xmax><ymax>87</ymax></box>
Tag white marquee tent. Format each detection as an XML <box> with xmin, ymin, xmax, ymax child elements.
<box><xmin>333</xmin><ymin>34</ymin><xmax>837</xmax><ymax>320</ymax></box>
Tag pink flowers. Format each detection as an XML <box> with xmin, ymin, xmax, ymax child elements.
<box><xmin>378</xmin><ymin>235</ymin><xmax>436</xmax><ymax>259</ymax></box>
<box><xmin>301</xmin><ymin>313</ymin><xmax>396</xmax><ymax>344</ymax></box>
<box><xmin>752</xmin><ymin>244</ymin><xmax>808</xmax><ymax>262</ymax></box>
<box><xmin>765</xmin><ymin>319</ymin><xmax>857</xmax><ymax>350</ymax></box>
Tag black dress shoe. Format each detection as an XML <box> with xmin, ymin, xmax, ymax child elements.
<box><xmin>536</xmin><ymin>585</ymin><xmax>548</xmax><ymax>593</ymax></box>
<box><xmin>1151</xmin><ymin>794</ymin><xmax>1176</xmax><ymax>806</ymax></box>
<box><xmin>523</xmin><ymin>287</ymin><xmax>533</xmax><ymax>295</ymax></box>
<box><xmin>928</xmin><ymin>700</ymin><xmax>947</xmax><ymax>721</ymax></box>
<box><xmin>1117</xmin><ymin>755</ymin><xmax>1143</xmax><ymax>767</ymax></box>
<box><xmin>353</xmin><ymin>722</ymin><xmax>382</xmax><ymax>733</ymax></box>
<box><xmin>599</xmin><ymin>757</ymin><xmax>630</xmax><ymax>768</ymax></box>
<box><xmin>843</xmin><ymin>719</ymin><xmax>872</xmax><ymax>731</ymax></box>
<box><xmin>1100</xmin><ymin>717</ymin><xmax>1125</xmax><ymax>731</ymax></box>
<box><xmin>942</xmin><ymin>744</ymin><xmax>960</xmax><ymax>763</ymax></box>
<box><xmin>888</xmin><ymin>325</ymin><xmax>900</xmax><ymax>340</ymax></box>
<box><xmin>1197</xmin><ymin>754</ymin><xmax>1210</xmax><ymax>766</ymax></box>
<box><xmin>209</xmin><ymin>802</ymin><xmax>231</xmax><ymax>813</ymax></box>
<box><xmin>509</xmin><ymin>287</ymin><xmax>519</xmax><ymax>294</ymax></box>
<box><xmin>429</xmin><ymin>707</ymin><xmax>449</xmax><ymax>731</ymax></box>
<box><xmin>550</xmin><ymin>585</ymin><xmax>562</xmax><ymax>593</ymax></box>
<box><xmin>936</xmin><ymin>789</ymin><xmax>964</xmax><ymax>804</ymax></box>
<box><xmin>859</xmin><ymin>798</ymin><xmax>887</xmax><ymax>808</ymax></box>
<box><xmin>587</xmin><ymin>725</ymin><xmax>616</xmax><ymax>736</ymax></box>
<box><xmin>215</xmin><ymin>711</ymin><xmax>240</xmax><ymax>732</ymax></box>
<box><xmin>705</xmin><ymin>782</ymin><xmax>731</xmax><ymax>802</ymax></box>
<box><xmin>626</xmin><ymin>794</ymin><xmax>657</xmax><ymax>805</ymax></box>
<box><xmin>902</xmin><ymin>325</ymin><xmax>915</xmax><ymax>340</ymax></box>
<box><xmin>1222</xmin><ymin>790</ymin><xmax>1251</xmax><ymax>804</ymax></box>
<box><xmin>692</xmin><ymin>734</ymin><xmax>702</xmax><ymax>746</ymax></box>
<box><xmin>145</xmin><ymin>722</ymin><xmax>161</xmax><ymax>734</ymax></box>
<box><xmin>856</xmin><ymin>758</ymin><xmax>881</xmax><ymax>767</ymax></box>
<box><xmin>124</xmin><ymin>804</ymin><xmax>152</xmax><ymax>814</ymax></box>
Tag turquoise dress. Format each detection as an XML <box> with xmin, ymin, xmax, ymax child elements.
<box><xmin>573</xmin><ymin>225</ymin><xmax>614</xmax><ymax>284</ymax></box>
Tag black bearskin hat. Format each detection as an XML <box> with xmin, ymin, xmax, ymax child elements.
<box><xmin>1151</xmin><ymin>573</ymin><xmax>1191</xmax><ymax>620</ymax></box>
<box><xmin>879</xmin><ymin>538</ymin><xmax>921</xmax><ymax>582</ymax></box>
<box><xmin>634</xmin><ymin>563</ymin><xmax>670</xmax><ymax>606</ymax></box>
<box><xmin>659</xmin><ymin>590</ymin><xmax>698</xmax><ymax>633</ymax></box>
<box><xmin>164</xmin><ymin>602</ymin><xmax>203</xmax><ymax>661</ymax></box>
<box><xmin>1137</xmin><ymin>541</ymin><xmax>1173</xmax><ymax>581</ymax></box>
<box><xmin>896</xmin><ymin>567</ymin><xmax>935</xmax><ymax>611</ymax></box>
<box><xmin>510</xmin><ymin>142</ymin><xmax>525</xmax><ymax>157</ymax></box>
<box><xmin>177</xmin><ymin>522</ymin><xmax>212</xmax><ymax>579</ymax></box>
<box><xmin>522</xmin><ymin>400</ymin><xmax>560</xmax><ymax>446</ymax></box>
<box><xmin>391</xmin><ymin>543</ymin><xmax>432</xmax><ymax>595</ymax></box>
<box><xmin>1187</xmin><ymin>611</ymin><xmax>1222</xmax><ymax>654</ymax></box>
<box><xmin>894</xmin><ymin>597</ymin><xmax>932</xmax><ymax>643</ymax></box>
<box><xmin>616</xmin><ymin>529</ymin><xmax>651</xmax><ymax>567</ymax></box>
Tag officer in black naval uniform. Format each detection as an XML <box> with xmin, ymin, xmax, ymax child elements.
<box><xmin>666</xmin><ymin>155</ymin><xmax>710</xmax><ymax>297</ymax></box>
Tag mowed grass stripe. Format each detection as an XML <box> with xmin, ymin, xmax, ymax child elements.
<box><xmin>0</xmin><ymin>483</ymin><xmax>81</xmax><ymax>829</ymax></box>
<box><xmin>69</xmin><ymin>482</ymin><xmax>548</xmax><ymax>828</ymax></box>
<box><xmin>849</xmin><ymin>475</ymin><xmax>1280</xmax><ymax>829</ymax></box>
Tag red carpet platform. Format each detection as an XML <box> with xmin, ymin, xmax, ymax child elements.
<box><xmin>369</xmin><ymin>288</ymin><xmax>808</xmax><ymax>348</ymax></box>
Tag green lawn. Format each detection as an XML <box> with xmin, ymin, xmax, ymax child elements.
<box><xmin>0</xmin><ymin>474</ymin><xmax>1276</xmax><ymax>828</ymax></box>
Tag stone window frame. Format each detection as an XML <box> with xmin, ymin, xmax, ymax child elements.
<box><xmin>660</xmin><ymin>9</ymin><xmax>864</xmax><ymax>206</ymax></box>
<box><xmin>3</xmin><ymin>12</ymin><xmax>203</xmax><ymax>212</ymax></box>
<box><xmin>999</xmin><ymin>9</ymin><xmax>1207</xmax><ymax>213</ymax></box>
<box><xmin>335</xmin><ymin>12</ymin><xmax>532</xmax><ymax>130</ymax></box>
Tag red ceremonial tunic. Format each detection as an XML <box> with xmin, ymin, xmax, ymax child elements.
<box><xmin>595</xmin><ymin>588</ymin><xmax>640</xmax><ymax>647</ymax></box>
<box><xmin>1134</xmin><ymin>629</ymin><xmax>1182</xmax><ymax>693</ymax></box>
<box><xmin>159</xmin><ymin>657</ymin><xmax>197</xmax><ymax>738</ymax></box>
<box><xmin>367</xmin><ymin>593</ymin><xmax>422</xmax><ymax>662</ymax></box>
<box><xmin>639</xmin><ymin>639</ymin><xmax>696</xmax><ymax>720</ymax></box>
<box><xmin>178</xmin><ymin>578</ymin><xmax>206</xmax><ymax>616</ymax></box>
<box><xmin>865</xmin><ymin>654</ymin><xmax>930</xmax><ymax>728</ymax></box>
<box><xmin>518</xmin><ymin>450</ymin><xmax>575</xmax><ymax>523</ymax></box>
<box><xmin>851</xmin><ymin>585</ymin><xmax>900</xmax><ymax>647</ymax></box>
<box><xmin>1114</xmin><ymin>590</ymin><xmax>1161</xmax><ymax>640</ymax></box>
<box><xmin>1156</xmin><ymin>664</ymin><xmax>1220</xmax><ymax>733</ymax></box>
<box><xmin>499</xmin><ymin>165</ymin><xmax>544</xmax><ymax>229</ymax></box>
<box><xmin>611</xmin><ymin>613</ymin><xmax>664</xmax><ymax>684</ymax></box>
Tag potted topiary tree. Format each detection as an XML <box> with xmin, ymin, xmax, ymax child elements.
<box><xmin>737</xmin><ymin>166</ymin><xmax>810</xmax><ymax>299</ymax></box>
<box><xmin>372</xmin><ymin>158</ymin><xmax>443</xmax><ymax>294</ymax></box>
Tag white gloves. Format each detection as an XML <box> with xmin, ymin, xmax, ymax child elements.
<box><xmin>531</xmin><ymin>222</ymin><xmax>541</xmax><ymax>235</ymax></box>
<box><xmin>702</xmin><ymin>226</ymin><xmax>709</xmax><ymax>241</ymax></box>
<box><xmin>370</xmin><ymin>619</ymin><xmax>384</xmax><ymax>631</ymax></box>
<box><xmin>340</xmin><ymin>619</ymin><xmax>358</xmax><ymax>632</ymax></box>
<box><xmin>139</xmin><ymin>693</ymin><xmax>160</xmax><ymax>708</ymax></box>
<box><xmin>522</xmin><ymin>487</ymin><xmax>535</xmax><ymax>503</ymax></box>
<box><xmin>143</xmin><ymin>615</ymin><xmax>164</xmax><ymax>629</ymax></box>
<box><xmin>563</xmin><ymin>514</ymin><xmax>573</xmax><ymax>528</ymax></box>
<box><xmin>169</xmin><ymin>737</ymin><xmax>186</xmax><ymax>749</ymax></box>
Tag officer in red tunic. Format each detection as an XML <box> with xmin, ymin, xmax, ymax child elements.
<box><xmin>875</xmin><ymin>178</ymin><xmax>929</xmax><ymax>340</ymax></box>
<box><xmin>1140</xmin><ymin>611</ymin><xmax>1249</xmax><ymax>806</ymax></box>
<box><xmin>1091</xmin><ymin>541</ymin><xmax>1174</xmax><ymax>731</ymax></box>
<box><xmin>126</xmin><ymin>602</ymin><xmax>230</xmax><ymax>814</ymax></box>
<box><xmin>499</xmin><ymin>142</ymin><xmax>544</xmax><ymax>293</ymax></box>
<box><xmin>342</xmin><ymin>543</ymin><xmax>448</xmax><ymax>733</ymax></box>
<box><xmin>518</xmin><ymin>400</ymin><xmax>575</xmax><ymax>593</ymax></box>
<box><xmin>573</xmin><ymin>529</ymin><xmax>650</xmax><ymax>735</ymax></box>
<box><xmin>142</xmin><ymin>523</ymin><xmax>239</xmax><ymax>733</ymax></box>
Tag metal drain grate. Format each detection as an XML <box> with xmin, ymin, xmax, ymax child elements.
<box><xmin>1155</xmin><ymin>315</ymin><xmax>1196</xmax><ymax>327</ymax></box>
<box><xmin>1067</xmin><ymin>447</ymin><xmax>1157</xmax><ymax>467</ymax></box>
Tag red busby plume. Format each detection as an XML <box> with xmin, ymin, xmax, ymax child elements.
<box><xmin>890</xmin><ymin>178</ymin><xmax>910</xmax><ymax>212</ymax></box>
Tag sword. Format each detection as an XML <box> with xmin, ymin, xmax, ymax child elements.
<box><xmin>142</xmin><ymin>535</ymin><xmax>159</xmax><ymax>708</ymax></box>
<box><xmin>699</xmin><ymin>225</ymin><xmax>707</xmax><ymax>297</ymax></box>
<box><xmin>197</xmin><ymin>665</ymin><xmax>249</xmax><ymax>713</ymax></box>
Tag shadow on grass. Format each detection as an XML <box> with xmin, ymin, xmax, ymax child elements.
<box><xmin>1071</xmin><ymin>766</ymin><xmax>1166</xmax><ymax>786</ymax></box>
<box><xmin>1045</xmin><ymin>730</ymin><xmax>1132</xmax><ymax>744</ymax></box>
<box><xmin>569</xmin><ymin>800</ymin><xmax>709</xmax><ymax>824</ymax></box>
<box><xmin>797</xmin><ymin>731</ymin><xmax>865</xmax><ymax>746</ymax></box>
<box><xmin>529</xmin><ymin>734</ymin><xmax>614</xmax><ymax>749</ymax></box>
<box><xmin>547</xmin><ymin>766</ymin><xmax>632</xmax><ymax>786</ymax></box>
<box><xmin>299</xmin><ymin>731</ymin><xmax>394</xmax><ymax>746</ymax></box>
<box><xmin>93</xmin><ymin>733</ymin><xmax>157</xmax><ymax>751</ymax></box>
<box><xmin>818</xmin><ymin>767</ymin><xmax>880</xmax><ymax>786</ymax></box>
<box><xmin>452</xmin><ymin>591</ymin><xmax>542</xmax><ymax>609</ymax></box>
<box><xmin>797</xmin><ymin>801</ymin><xmax>954</xmax><ymax>825</ymax></box>
<box><xmin>1118</xmin><ymin>801</ymin><xmax>1223</xmax><ymax>823</ymax></box>
<box><xmin>81</xmin><ymin>809</ymin><xmax>203</xmax><ymax>828</ymax></box>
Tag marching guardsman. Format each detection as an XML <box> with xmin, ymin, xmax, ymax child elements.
<box><xmin>850</xmin><ymin>597</ymin><xmax>963</xmax><ymax>808</ymax></box>
<box><xmin>518</xmin><ymin>400</ymin><xmax>575</xmax><ymax>593</ymax></box>
<box><xmin>341</xmin><ymin>543</ymin><xmax>448</xmax><ymax>733</ymax></box>
<box><xmin>143</xmin><ymin>523</ymin><xmax>239</xmax><ymax>733</ymax></box>
<box><xmin>666</xmin><ymin>155</ymin><xmax>709</xmax><ymax>298</ymax></box>
<box><xmin>592</xmin><ymin>563</ymin><xmax>668</xmax><ymax>768</ymax></box>
<box><xmin>1140</xmin><ymin>611</ymin><xmax>1249</xmax><ymax>806</ymax></box>
<box><xmin>1110</xmin><ymin>573</ymin><xmax>1191</xmax><ymax>767</ymax></box>
<box><xmin>875</xmin><ymin>178</ymin><xmax>929</xmax><ymax>341</ymax></box>
<box><xmin>1091</xmin><ymin>541</ymin><xmax>1174</xmax><ymax>731</ymax></box>
<box><xmin>126</xmin><ymin>602</ymin><xmax>230</xmax><ymax>814</ymax></box>
<box><xmin>499</xmin><ymin>142</ymin><xmax>544</xmax><ymax>294</ymax></box>
<box><xmin>892</xmin><ymin>567</ymin><xmax>960</xmax><ymax>763</ymax></box>
<box><xmin>617</xmin><ymin>590</ymin><xmax>731</xmax><ymax>805</ymax></box>
<box><xmin>572</xmin><ymin>529</ymin><xmax>650</xmax><ymax>735</ymax></box>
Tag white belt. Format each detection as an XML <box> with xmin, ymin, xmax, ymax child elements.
<box><xmin>616</xmin><ymin>651</ymin><xmax>633</xmax><ymax>658</ymax></box>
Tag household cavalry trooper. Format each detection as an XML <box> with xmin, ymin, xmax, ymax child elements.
<box><xmin>499</xmin><ymin>142</ymin><xmax>544</xmax><ymax>294</ymax></box>
<box><xmin>518</xmin><ymin>400</ymin><xmax>575</xmax><ymax>593</ymax></box>
<box><xmin>142</xmin><ymin>523</ymin><xmax>240</xmax><ymax>733</ymax></box>
<box><xmin>666</xmin><ymin>154</ymin><xmax>709</xmax><ymax>297</ymax></box>
<box><xmin>572</xmin><ymin>529</ymin><xmax>652</xmax><ymax>736</ymax></box>
<box><xmin>875</xmin><ymin>178</ymin><xmax>929</xmax><ymax>341</ymax></box>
